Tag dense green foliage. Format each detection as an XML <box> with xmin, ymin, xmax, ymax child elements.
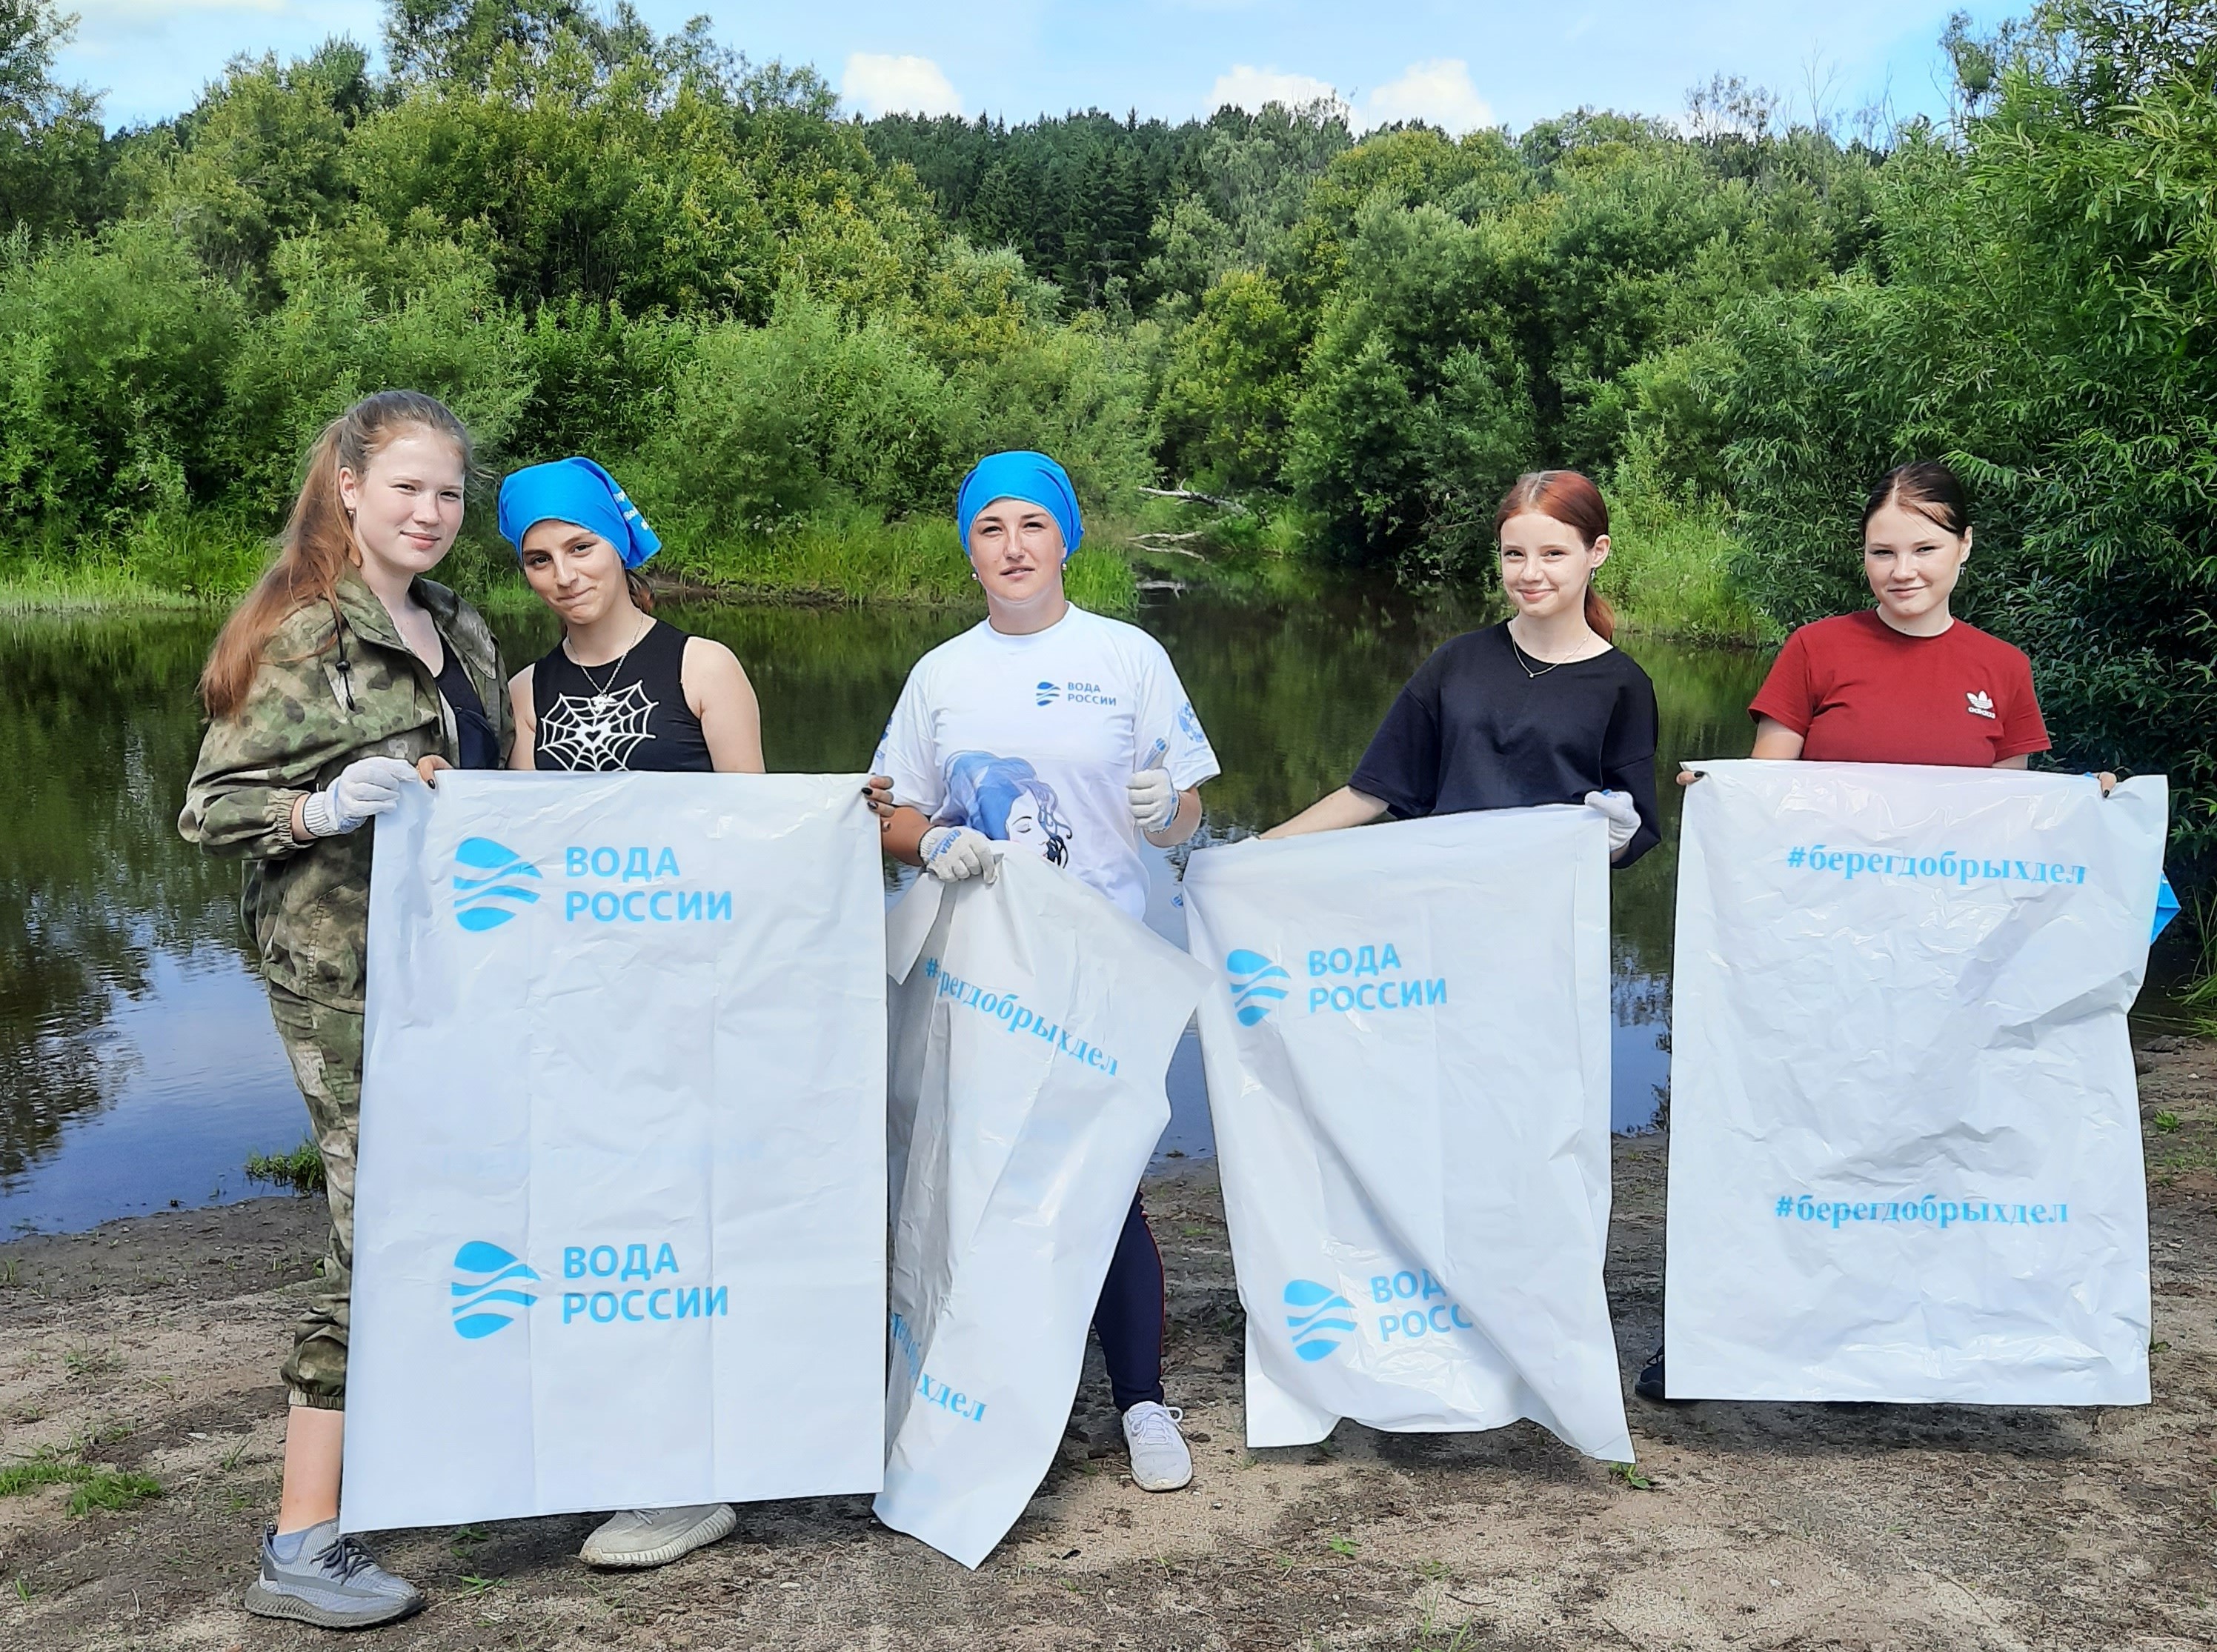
<box><xmin>1706</xmin><ymin>1</ymin><xmax>2217</xmax><ymax>860</ymax></box>
<box><xmin>0</xmin><ymin>0</ymin><xmax>2210</xmax><ymax>863</ymax></box>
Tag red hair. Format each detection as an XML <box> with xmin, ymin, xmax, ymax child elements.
<box><xmin>1493</xmin><ymin>469</ymin><xmax>1615</xmax><ymax>642</ymax></box>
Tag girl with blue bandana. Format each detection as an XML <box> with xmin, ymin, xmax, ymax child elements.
<box><xmin>864</xmin><ymin>449</ymin><xmax>1220</xmax><ymax>1496</ymax></box>
<box><xmin>497</xmin><ymin>458</ymin><xmax>763</xmax><ymax>776</ymax></box>
<box><xmin>493</xmin><ymin>458</ymin><xmax>760</xmax><ymax>1571</ymax></box>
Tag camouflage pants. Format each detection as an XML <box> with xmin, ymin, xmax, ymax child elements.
<box><xmin>265</xmin><ymin>983</ymin><xmax>362</xmax><ymax>1411</ymax></box>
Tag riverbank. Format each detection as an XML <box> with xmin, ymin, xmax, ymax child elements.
<box><xmin>4</xmin><ymin>1031</ymin><xmax>2212</xmax><ymax>1650</ymax></box>
<box><xmin>0</xmin><ymin>508</ymin><xmax>1143</xmax><ymax>619</ymax></box>
<box><xmin>0</xmin><ymin>488</ymin><xmax>1770</xmax><ymax>646</ymax></box>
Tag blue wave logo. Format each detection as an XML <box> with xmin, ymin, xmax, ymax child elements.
<box><xmin>453</xmin><ymin>837</ymin><xmax>541</xmax><ymax>931</ymax></box>
<box><xmin>450</xmin><ymin>1241</ymin><xmax>539</xmax><ymax>1340</ymax></box>
<box><xmin>1283</xmin><ymin>1279</ymin><xmax>1356</xmax><ymax>1362</ymax></box>
<box><xmin>1226</xmin><ymin>948</ymin><xmax>1291</xmax><ymax>1026</ymax></box>
<box><xmin>1035</xmin><ymin>680</ymin><xmax>1061</xmax><ymax>707</ymax></box>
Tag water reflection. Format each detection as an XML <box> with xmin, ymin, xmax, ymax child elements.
<box><xmin>0</xmin><ymin>589</ymin><xmax>1766</xmax><ymax>1233</ymax></box>
<box><xmin>0</xmin><ymin>617</ymin><xmax>276</xmax><ymax>1218</ymax></box>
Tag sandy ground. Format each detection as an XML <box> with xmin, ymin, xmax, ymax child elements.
<box><xmin>3</xmin><ymin>1033</ymin><xmax>2215</xmax><ymax>1652</ymax></box>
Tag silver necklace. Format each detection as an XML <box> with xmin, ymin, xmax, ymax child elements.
<box><xmin>1507</xmin><ymin>630</ymin><xmax>1566</xmax><ymax>679</ymax></box>
<box><xmin>567</xmin><ymin>614</ymin><xmax>651</xmax><ymax>705</ymax></box>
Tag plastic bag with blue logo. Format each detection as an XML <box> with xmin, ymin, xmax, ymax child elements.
<box><xmin>342</xmin><ymin>772</ymin><xmax>888</xmax><ymax>1531</ymax></box>
<box><xmin>1665</xmin><ymin>763</ymin><xmax>2167</xmax><ymax>1403</ymax></box>
<box><xmin>876</xmin><ymin>853</ymin><xmax>1209</xmax><ymax>1568</ymax></box>
<box><xmin>1183</xmin><ymin>807</ymin><xmax>1634</xmax><ymax>1464</ymax></box>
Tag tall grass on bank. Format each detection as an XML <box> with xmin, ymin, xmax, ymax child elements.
<box><xmin>1596</xmin><ymin>483</ymin><xmax>1773</xmax><ymax>646</ymax></box>
<box><xmin>655</xmin><ymin>506</ymin><xmax>1137</xmax><ymax>612</ymax></box>
<box><xmin>0</xmin><ymin>508</ymin><xmax>1140</xmax><ymax>615</ymax></box>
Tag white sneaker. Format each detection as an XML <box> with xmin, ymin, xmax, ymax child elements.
<box><xmin>579</xmin><ymin>1503</ymin><xmax>736</xmax><ymax>1568</ymax></box>
<box><xmin>1121</xmin><ymin>1402</ymin><xmax>1192</xmax><ymax>1491</ymax></box>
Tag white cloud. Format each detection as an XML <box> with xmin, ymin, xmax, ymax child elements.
<box><xmin>1365</xmin><ymin>58</ymin><xmax>1495</xmax><ymax>133</ymax></box>
<box><xmin>1203</xmin><ymin>64</ymin><xmax>1344</xmax><ymax>116</ymax></box>
<box><xmin>840</xmin><ymin>53</ymin><xmax>963</xmax><ymax>119</ymax></box>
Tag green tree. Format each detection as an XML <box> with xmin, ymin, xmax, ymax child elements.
<box><xmin>1715</xmin><ymin>0</ymin><xmax>2217</xmax><ymax>854</ymax></box>
<box><xmin>123</xmin><ymin>42</ymin><xmax>371</xmax><ymax>284</ymax></box>
<box><xmin>0</xmin><ymin>221</ymin><xmax>242</xmax><ymax>536</ymax></box>
<box><xmin>0</xmin><ymin>0</ymin><xmax>110</xmax><ymax>238</ymax></box>
<box><xmin>1285</xmin><ymin>198</ymin><xmax>1536</xmax><ymax>570</ymax></box>
<box><xmin>1155</xmin><ymin>270</ymin><xmax>1303</xmax><ymax>490</ymax></box>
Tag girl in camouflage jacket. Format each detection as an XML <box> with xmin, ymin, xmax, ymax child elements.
<box><xmin>179</xmin><ymin>390</ymin><xmax>510</xmax><ymax>1631</ymax></box>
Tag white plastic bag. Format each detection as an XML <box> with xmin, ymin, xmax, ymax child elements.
<box><xmin>344</xmin><ymin>773</ymin><xmax>887</xmax><ymax>1531</ymax></box>
<box><xmin>1183</xmin><ymin>809</ymin><xmax>1633</xmax><ymax>1463</ymax></box>
<box><xmin>1665</xmin><ymin>762</ymin><xmax>2166</xmax><ymax>1403</ymax></box>
<box><xmin>876</xmin><ymin>855</ymin><xmax>1208</xmax><ymax>1568</ymax></box>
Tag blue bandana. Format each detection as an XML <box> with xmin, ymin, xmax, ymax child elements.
<box><xmin>955</xmin><ymin>450</ymin><xmax>1082</xmax><ymax>560</ymax></box>
<box><xmin>496</xmin><ymin>458</ymin><xmax>661</xmax><ymax>569</ymax></box>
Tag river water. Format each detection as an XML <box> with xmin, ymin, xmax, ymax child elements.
<box><xmin>1</xmin><ymin>587</ymin><xmax>1772</xmax><ymax>1235</ymax></box>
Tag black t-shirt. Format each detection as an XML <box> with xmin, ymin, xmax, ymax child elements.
<box><xmin>1349</xmin><ymin>624</ymin><xmax>1661</xmax><ymax>867</ymax></box>
<box><xmin>432</xmin><ymin>649</ymin><xmax>500</xmax><ymax>772</ymax></box>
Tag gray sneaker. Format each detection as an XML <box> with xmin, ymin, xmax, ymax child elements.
<box><xmin>244</xmin><ymin>1519</ymin><xmax>425</xmax><ymax>1630</ymax></box>
<box><xmin>579</xmin><ymin>1503</ymin><xmax>736</xmax><ymax>1568</ymax></box>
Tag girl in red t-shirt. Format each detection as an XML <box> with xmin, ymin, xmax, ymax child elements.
<box><xmin>1746</xmin><ymin>460</ymin><xmax>2049</xmax><ymax>767</ymax></box>
<box><xmin>1646</xmin><ymin>461</ymin><xmax>2109</xmax><ymax>1407</ymax></box>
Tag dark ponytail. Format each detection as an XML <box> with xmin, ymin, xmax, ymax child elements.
<box><xmin>1862</xmin><ymin>460</ymin><xmax>1970</xmax><ymax>538</ymax></box>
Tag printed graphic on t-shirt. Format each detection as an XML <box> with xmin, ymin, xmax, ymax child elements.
<box><xmin>536</xmin><ymin>683</ymin><xmax>659</xmax><ymax>770</ymax></box>
<box><xmin>1967</xmin><ymin>690</ymin><xmax>1995</xmax><ymax>720</ymax></box>
<box><xmin>1032</xmin><ymin>679</ymin><xmax>1117</xmax><ymax>707</ymax></box>
<box><xmin>942</xmin><ymin>750</ymin><xmax>1072</xmax><ymax>867</ymax></box>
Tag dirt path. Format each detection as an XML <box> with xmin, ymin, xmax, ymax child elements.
<box><xmin>4</xmin><ymin>1033</ymin><xmax>2214</xmax><ymax>1652</ymax></box>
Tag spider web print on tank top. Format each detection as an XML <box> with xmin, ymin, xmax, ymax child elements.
<box><xmin>536</xmin><ymin>680</ymin><xmax>659</xmax><ymax>770</ymax></box>
<box><xmin>529</xmin><ymin>618</ymin><xmax>714</xmax><ymax>773</ymax></box>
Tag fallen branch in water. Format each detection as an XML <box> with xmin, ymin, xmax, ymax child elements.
<box><xmin>1129</xmin><ymin>534</ymin><xmax>1206</xmax><ymax>559</ymax></box>
<box><xmin>1140</xmin><ymin>486</ymin><xmax>1249</xmax><ymax>514</ymax></box>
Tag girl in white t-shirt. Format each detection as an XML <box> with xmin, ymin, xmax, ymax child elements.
<box><xmin>865</xmin><ymin>450</ymin><xmax>1217</xmax><ymax>1494</ymax></box>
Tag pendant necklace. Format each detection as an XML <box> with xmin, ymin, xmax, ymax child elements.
<box><xmin>1507</xmin><ymin>630</ymin><xmax>1566</xmax><ymax>680</ymax></box>
<box><xmin>568</xmin><ymin>614</ymin><xmax>651</xmax><ymax>713</ymax></box>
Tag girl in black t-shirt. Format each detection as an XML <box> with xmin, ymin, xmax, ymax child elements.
<box><xmin>496</xmin><ymin>458</ymin><xmax>763</xmax><ymax>776</ymax></box>
<box><xmin>1264</xmin><ymin>470</ymin><xmax>1660</xmax><ymax>865</ymax></box>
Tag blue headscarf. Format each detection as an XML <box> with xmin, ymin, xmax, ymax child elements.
<box><xmin>496</xmin><ymin>457</ymin><xmax>661</xmax><ymax>569</ymax></box>
<box><xmin>955</xmin><ymin>450</ymin><xmax>1082</xmax><ymax>560</ymax></box>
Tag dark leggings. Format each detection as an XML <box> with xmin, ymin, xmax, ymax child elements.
<box><xmin>1092</xmin><ymin>1194</ymin><xmax>1166</xmax><ymax>1412</ymax></box>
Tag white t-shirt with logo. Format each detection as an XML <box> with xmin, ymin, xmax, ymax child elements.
<box><xmin>872</xmin><ymin>605</ymin><xmax>1220</xmax><ymax>919</ymax></box>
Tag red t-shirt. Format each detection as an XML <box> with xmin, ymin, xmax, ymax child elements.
<box><xmin>1749</xmin><ymin>610</ymin><xmax>2050</xmax><ymax>766</ymax></box>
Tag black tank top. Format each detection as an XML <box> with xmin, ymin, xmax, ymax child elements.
<box><xmin>531</xmin><ymin>618</ymin><xmax>714</xmax><ymax>772</ymax></box>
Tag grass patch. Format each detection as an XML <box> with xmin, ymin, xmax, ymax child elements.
<box><xmin>0</xmin><ymin>561</ymin><xmax>208</xmax><ymax>613</ymax></box>
<box><xmin>0</xmin><ymin>1449</ymin><xmax>162</xmax><ymax>1518</ymax></box>
<box><xmin>62</xmin><ymin>1345</ymin><xmax>119</xmax><ymax>1379</ymax></box>
<box><xmin>1598</xmin><ymin>482</ymin><xmax>1775</xmax><ymax>645</ymax></box>
<box><xmin>0</xmin><ymin>502</ymin><xmax>1142</xmax><ymax>616</ymax></box>
<box><xmin>656</xmin><ymin>504</ymin><xmax>1134</xmax><ymax>612</ymax></box>
<box><xmin>245</xmin><ymin>1139</ymin><xmax>326</xmax><ymax>1193</ymax></box>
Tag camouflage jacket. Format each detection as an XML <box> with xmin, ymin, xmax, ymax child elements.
<box><xmin>178</xmin><ymin>571</ymin><xmax>511</xmax><ymax>1012</ymax></box>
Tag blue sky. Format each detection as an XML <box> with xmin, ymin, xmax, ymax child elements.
<box><xmin>59</xmin><ymin>1</ymin><xmax>2012</xmax><ymax>134</ymax></box>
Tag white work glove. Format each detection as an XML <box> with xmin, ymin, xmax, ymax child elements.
<box><xmin>301</xmin><ymin>756</ymin><xmax>422</xmax><ymax>838</ymax></box>
<box><xmin>919</xmin><ymin>825</ymin><xmax>1001</xmax><ymax>885</ymax></box>
<box><xmin>1583</xmin><ymin>789</ymin><xmax>1642</xmax><ymax>856</ymax></box>
<box><xmin>1128</xmin><ymin>767</ymin><xmax>1180</xmax><ymax>834</ymax></box>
